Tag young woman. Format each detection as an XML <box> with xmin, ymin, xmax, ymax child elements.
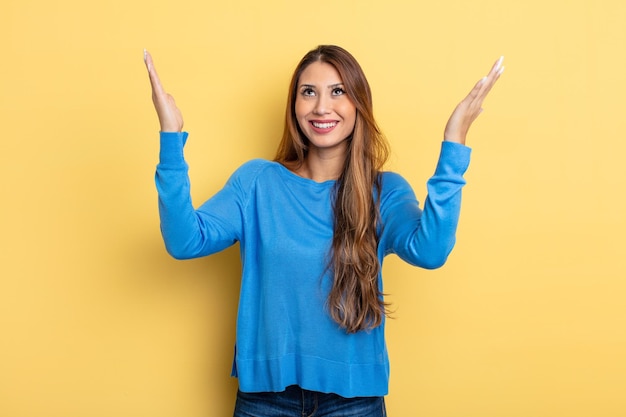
<box><xmin>145</xmin><ymin>45</ymin><xmax>503</xmax><ymax>417</ymax></box>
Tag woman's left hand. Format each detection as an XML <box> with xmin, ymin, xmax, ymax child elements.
<box><xmin>443</xmin><ymin>56</ymin><xmax>504</xmax><ymax>145</ymax></box>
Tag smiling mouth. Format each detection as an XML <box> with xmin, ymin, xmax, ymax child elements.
<box><xmin>311</xmin><ymin>121</ymin><xmax>338</xmax><ymax>129</ymax></box>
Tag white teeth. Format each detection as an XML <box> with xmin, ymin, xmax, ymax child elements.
<box><xmin>312</xmin><ymin>122</ymin><xmax>337</xmax><ymax>129</ymax></box>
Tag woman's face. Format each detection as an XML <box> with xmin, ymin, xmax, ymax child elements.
<box><xmin>295</xmin><ymin>61</ymin><xmax>357</xmax><ymax>156</ymax></box>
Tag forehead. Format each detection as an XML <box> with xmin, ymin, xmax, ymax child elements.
<box><xmin>298</xmin><ymin>61</ymin><xmax>343</xmax><ymax>85</ymax></box>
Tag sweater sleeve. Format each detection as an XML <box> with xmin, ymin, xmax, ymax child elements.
<box><xmin>379</xmin><ymin>141</ymin><xmax>471</xmax><ymax>269</ymax></box>
<box><xmin>155</xmin><ymin>132</ymin><xmax>245</xmax><ymax>259</ymax></box>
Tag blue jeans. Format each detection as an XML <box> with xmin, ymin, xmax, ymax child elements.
<box><xmin>234</xmin><ymin>385</ymin><xmax>387</xmax><ymax>417</ymax></box>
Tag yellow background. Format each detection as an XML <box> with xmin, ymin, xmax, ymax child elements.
<box><xmin>2</xmin><ymin>0</ymin><xmax>625</xmax><ymax>415</ymax></box>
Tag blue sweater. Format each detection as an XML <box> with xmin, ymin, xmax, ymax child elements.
<box><xmin>155</xmin><ymin>132</ymin><xmax>471</xmax><ymax>397</ymax></box>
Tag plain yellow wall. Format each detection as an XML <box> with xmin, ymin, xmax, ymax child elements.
<box><xmin>2</xmin><ymin>0</ymin><xmax>625</xmax><ymax>416</ymax></box>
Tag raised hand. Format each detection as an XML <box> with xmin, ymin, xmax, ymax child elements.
<box><xmin>443</xmin><ymin>56</ymin><xmax>504</xmax><ymax>145</ymax></box>
<box><xmin>144</xmin><ymin>50</ymin><xmax>184</xmax><ymax>133</ymax></box>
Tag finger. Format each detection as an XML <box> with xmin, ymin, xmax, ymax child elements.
<box><xmin>465</xmin><ymin>76</ymin><xmax>489</xmax><ymax>103</ymax></box>
<box><xmin>482</xmin><ymin>56</ymin><xmax>505</xmax><ymax>92</ymax></box>
<box><xmin>487</xmin><ymin>56</ymin><xmax>504</xmax><ymax>78</ymax></box>
<box><xmin>144</xmin><ymin>49</ymin><xmax>166</xmax><ymax>97</ymax></box>
<box><xmin>469</xmin><ymin>57</ymin><xmax>505</xmax><ymax>105</ymax></box>
<box><xmin>477</xmin><ymin>67</ymin><xmax>504</xmax><ymax>102</ymax></box>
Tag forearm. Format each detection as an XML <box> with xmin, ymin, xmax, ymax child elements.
<box><xmin>384</xmin><ymin>141</ymin><xmax>471</xmax><ymax>268</ymax></box>
<box><xmin>155</xmin><ymin>132</ymin><xmax>205</xmax><ymax>258</ymax></box>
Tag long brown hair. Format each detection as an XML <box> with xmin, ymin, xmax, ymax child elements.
<box><xmin>274</xmin><ymin>45</ymin><xmax>391</xmax><ymax>333</ymax></box>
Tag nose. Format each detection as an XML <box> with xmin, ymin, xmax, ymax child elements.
<box><xmin>313</xmin><ymin>93</ymin><xmax>331</xmax><ymax>115</ymax></box>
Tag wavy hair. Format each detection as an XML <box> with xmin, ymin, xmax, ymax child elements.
<box><xmin>274</xmin><ymin>45</ymin><xmax>391</xmax><ymax>333</ymax></box>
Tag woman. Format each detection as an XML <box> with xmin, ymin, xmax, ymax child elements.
<box><xmin>145</xmin><ymin>45</ymin><xmax>503</xmax><ymax>416</ymax></box>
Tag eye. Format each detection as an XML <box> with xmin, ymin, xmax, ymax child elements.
<box><xmin>332</xmin><ymin>87</ymin><xmax>346</xmax><ymax>96</ymax></box>
<box><xmin>300</xmin><ymin>87</ymin><xmax>316</xmax><ymax>97</ymax></box>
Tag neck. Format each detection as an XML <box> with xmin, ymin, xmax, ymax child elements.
<box><xmin>295</xmin><ymin>146</ymin><xmax>346</xmax><ymax>182</ymax></box>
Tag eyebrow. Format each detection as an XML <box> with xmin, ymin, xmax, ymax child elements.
<box><xmin>299</xmin><ymin>83</ymin><xmax>345</xmax><ymax>89</ymax></box>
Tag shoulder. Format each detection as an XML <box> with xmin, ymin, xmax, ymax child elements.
<box><xmin>226</xmin><ymin>159</ymin><xmax>285</xmax><ymax>189</ymax></box>
<box><xmin>378</xmin><ymin>171</ymin><xmax>417</xmax><ymax>205</ymax></box>
<box><xmin>230</xmin><ymin>158</ymin><xmax>278</xmax><ymax>178</ymax></box>
<box><xmin>379</xmin><ymin>171</ymin><xmax>413</xmax><ymax>193</ymax></box>
<box><xmin>235</xmin><ymin>158</ymin><xmax>275</xmax><ymax>171</ymax></box>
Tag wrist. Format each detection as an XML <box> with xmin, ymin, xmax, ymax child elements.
<box><xmin>443</xmin><ymin>135</ymin><xmax>466</xmax><ymax>146</ymax></box>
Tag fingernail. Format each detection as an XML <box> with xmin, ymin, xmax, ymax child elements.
<box><xmin>498</xmin><ymin>66</ymin><xmax>505</xmax><ymax>75</ymax></box>
<box><xmin>143</xmin><ymin>48</ymin><xmax>147</xmax><ymax>62</ymax></box>
<box><xmin>497</xmin><ymin>56</ymin><xmax>504</xmax><ymax>69</ymax></box>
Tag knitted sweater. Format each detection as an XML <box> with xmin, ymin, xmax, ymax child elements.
<box><xmin>155</xmin><ymin>131</ymin><xmax>471</xmax><ymax>397</ymax></box>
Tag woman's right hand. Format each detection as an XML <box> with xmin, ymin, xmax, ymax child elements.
<box><xmin>144</xmin><ymin>50</ymin><xmax>184</xmax><ymax>132</ymax></box>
